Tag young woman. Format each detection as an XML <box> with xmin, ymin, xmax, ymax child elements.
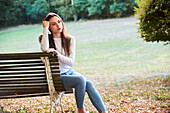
<box><xmin>39</xmin><ymin>12</ymin><xmax>107</xmax><ymax>113</ymax></box>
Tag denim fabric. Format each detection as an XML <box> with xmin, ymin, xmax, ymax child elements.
<box><xmin>61</xmin><ymin>68</ymin><xmax>107</xmax><ymax>113</ymax></box>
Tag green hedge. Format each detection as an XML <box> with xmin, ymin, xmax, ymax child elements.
<box><xmin>135</xmin><ymin>0</ymin><xmax>170</xmax><ymax>44</ymax></box>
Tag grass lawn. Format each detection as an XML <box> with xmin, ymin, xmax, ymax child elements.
<box><xmin>0</xmin><ymin>16</ymin><xmax>169</xmax><ymax>112</ymax></box>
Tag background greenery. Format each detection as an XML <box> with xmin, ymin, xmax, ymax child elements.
<box><xmin>0</xmin><ymin>0</ymin><xmax>136</xmax><ymax>28</ymax></box>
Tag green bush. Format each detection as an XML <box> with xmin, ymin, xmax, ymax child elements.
<box><xmin>135</xmin><ymin>0</ymin><xmax>170</xmax><ymax>44</ymax></box>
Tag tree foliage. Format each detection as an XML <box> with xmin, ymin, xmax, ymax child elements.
<box><xmin>0</xmin><ymin>0</ymin><xmax>16</xmax><ymax>27</ymax></box>
<box><xmin>87</xmin><ymin>0</ymin><xmax>108</xmax><ymax>18</ymax></box>
<box><xmin>0</xmin><ymin>0</ymin><xmax>136</xmax><ymax>28</ymax></box>
<box><xmin>74</xmin><ymin>0</ymin><xmax>89</xmax><ymax>19</ymax></box>
<box><xmin>135</xmin><ymin>0</ymin><xmax>170</xmax><ymax>43</ymax></box>
<box><xmin>110</xmin><ymin>2</ymin><xmax>127</xmax><ymax>17</ymax></box>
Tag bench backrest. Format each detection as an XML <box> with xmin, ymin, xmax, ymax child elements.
<box><xmin>0</xmin><ymin>52</ymin><xmax>65</xmax><ymax>99</ymax></box>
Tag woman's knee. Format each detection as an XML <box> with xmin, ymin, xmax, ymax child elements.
<box><xmin>86</xmin><ymin>80</ymin><xmax>95</xmax><ymax>90</ymax></box>
<box><xmin>76</xmin><ymin>75</ymin><xmax>86</xmax><ymax>85</ymax></box>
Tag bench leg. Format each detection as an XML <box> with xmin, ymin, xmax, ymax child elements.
<box><xmin>50</xmin><ymin>96</ymin><xmax>53</xmax><ymax>113</ymax></box>
<box><xmin>49</xmin><ymin>92</ymin><xmax>65</xmax><ymax>113</ymax></box>
<box><xmin>60</xmin><ymin>98</ymin><xmax>64</xmax><ymax>113</ymax></box>
<box><xmin>56</xmin><ymin>92</ymin><xmax>65</xmax><ymax>113</ymax></box>
<box><xmin>59</xmin><ymin>92</ymin><xmax>65</xmax><ymax>113</ymax></box>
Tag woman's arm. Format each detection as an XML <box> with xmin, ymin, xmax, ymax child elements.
<box><xmin>55</xmin><ymin>36</ymin><xmax>76</xmax><ymax>67</ymax></box>
<box><xmin>40</xmin><ymin>21</ymin><xmax>50</xmax><ymax>51</ymax></box>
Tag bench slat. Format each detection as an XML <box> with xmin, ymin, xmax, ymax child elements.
<box><xmin>0</xmin><ymin>88</ymin><xmax>65</xmax><ymax>95</ymax></box>
<box><xmin>51</xmin><ymin>74</ymin><xmax>61</xmax><ymax>77</ymax></box>
<box><xmin>0</xmin><ymin>80</ymin><xmax>48</xmax><ymax>84</ymax></box>
<box><xmin>51</xmin><ymin>66</ymin><xmax>60</xmax><ymax>69</ymax></box>
<box><xmin>0</xmin><ymin>74</ymin><xmax>46</xmax><ymax>78</ymax></box>
<box><xmin>0</xmin><ymin>67</ymin><xmax>45</xmax><ymax>71</ymax></box>
<box><xmin>0</xmin><ymin>90</ymin><xmax>49</xmax><ymax>96</ymax></box>
<box><xmin>53</xmin><ymin>77</ymin><xmax>62</xmax><ymax>81</ymax></box>
<box><xmin>0</xmin><ymin>52</ymin><xmax>50</xmax><ymax>56</ymax></box>
<box><xmin>50</xmin><ymin>62</ymin><xmax>59</xmax><ymax>65</ymax></box>
<box><xmin>51</xmin><ymin>70</ymin><xmax>60</xmax><ymax>73</ymax></box>
<box><xmin>0</xmin><ymin>80</ymin><xmax>62</xmax><ymax>84</ymax></box>
<box><xmin>0</xmin><ymin>71</ymin><xmax>46</xmax><ymax>75</ymax></box>
<box><xmin>0</xmin><ymin>76</ymin><xmax>45</xmax><ymax>79</ymax></box>
<box><xmin>0</xmin><ymin>77</ymin><xmax>46</xmax><ymax>80</ymax></box>
<box><xmin>0</xmin><ymin>86</ymin><xmax>48</xmax><ymax>90</ymax></box>
<box><xmin>0</xmin><ymin>82</ymin><xmax>62</xmax><ymax>89</ymax></box>
<box><xmin>0</xmin><ymin>76</ymin><xmax>62</xmax><ymax>80</ymax></box>
<box><xmin>0</xmin><ymin>63</ymin><xmax>44</xmax><ymax>69</ymax></box>
<box><xmin>0</xmin><ymin>57</ymin><xmax>42</xmax><ymax>60</ymax></box>
<box><xmin>0</xmin><ymin>57</ymin><xmax>58</xmax><ymax>61</ymax></box>
<box><xmin>0</xmin><ymin>60</ymin><xmax>42</xmax><ymax>64</ymax></box>
<box><xmin>0</xmin><ymin>83</ymin><xmax>48</xmax><ymax>87</ymax></box>
<box><xmin>0</xmin><ymin>53</ymin><xmax>55</xmax><ymax>60</ymax></box>
<box><xmin>0</xmin><ymin>86</ymin><xmax>49</xmax><ymax>96</ymax></box>
<box><xmin>0</xmin><ymin>59</ymin><xmax>58</xmax><ymax>65</ymax></box>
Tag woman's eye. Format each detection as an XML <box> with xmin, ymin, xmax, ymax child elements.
<box><xmin>52</xmin><ymin>23</ymin><xmax>55</xmax><ymax>26</ymax></box>
<box><xmin>58</xmin><ymin>21</ymin><xmax>61</xmax><ymax>23</ymax></box>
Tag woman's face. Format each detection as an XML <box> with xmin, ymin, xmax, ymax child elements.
<box><xmin>49</xmin><ymin>16</ymin><xmax>63</xmax><ymax>33</ymax></box>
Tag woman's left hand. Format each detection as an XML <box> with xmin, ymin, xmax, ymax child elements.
<box><xmin>47</xmin><ymin>48</ymin><xmax>57</xmax><ymax>53</ymax></box>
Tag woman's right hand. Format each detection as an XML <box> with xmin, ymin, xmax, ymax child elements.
<box><xmin>43</xmin><ymin>21</ymin><xmax>49</xmax><ymax>29</ymax></box>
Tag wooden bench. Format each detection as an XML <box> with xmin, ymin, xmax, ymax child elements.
<box><xmin>0</xmin><ymin>52</ymin><xmax>73</xmax><ymax>113</ymax></box>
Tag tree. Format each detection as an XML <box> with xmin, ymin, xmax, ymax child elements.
<box><xmin>30</xmin><ymin>0</ymin><xmax>49</xmax><ymax>20</ymax></box>
<box><xmin>110</xmin><ymin>0</ymin><xmax>136</xmax><ymax>17</ymax></box>
<box><xmin>74</xmin><ymin>0</ymin><xmax>90</xmax><ymax>20</ymax></box>
<box><xmin>110</xmin><ymin>2</ymin><xmax>127</xmax><ymax>17</ymax></box>
<box><xmin>55</xmin><ymin>0</ymin><xmax>74</xmax><ymax>21</ymax></box>
<box><xmin>124</xmin><ymin>0</ymin><xmax>137</xmax><ymax>16</ymax></box>
<box><xmin>87</xmin><ymin>0</ymin><xmax>111</xmax><ymax>18</ymax></box>
<box><xmin>16</xmin><ymin>0</ymin><xmax>34</xmax><ymax>23</ymax></box>
<box><xmin>0</xmin><ymin>0</ymin><xmax>16</xmax><ymax>27</ymax></box>
<box><xmin>135</xmin><ymin>0</ymin><xmax>170</xmax><ymax>44</ymax></box>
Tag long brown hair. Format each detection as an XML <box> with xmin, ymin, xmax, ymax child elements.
<box><xmin>39</xmin><ymin>12</ymin><xmax>71</xmax><ymax>56</ymax></box>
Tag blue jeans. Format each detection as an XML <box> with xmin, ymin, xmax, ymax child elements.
<box><xmin>61</xmin><ymin>68</ymin><xmax>107</xmax><ymax>113</ymax></box>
